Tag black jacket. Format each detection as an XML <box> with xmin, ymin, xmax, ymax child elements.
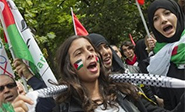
<box><xmin>52</xmin><ymin>91</ymin><xmax>185</xmax><ymax>112</ymax></box>
<box><xmin>158</xmin><ymin>62</ymin><xmax>185</xmax><ymax>110</ymax></box>
<box><xmin>28</xmin><ymin>76</ymin><xmax>56</xmax><ymax>112</ymax></box>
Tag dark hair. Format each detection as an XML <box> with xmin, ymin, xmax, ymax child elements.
<box><xmin>55</xmin><ymin>35</ymin><xmax>138</xmax><ymax>111</ymax></box>
<box><xmin>120</xmin><ymin>41</ymin><xmax>135</xmax><ymax>57</ymax></box>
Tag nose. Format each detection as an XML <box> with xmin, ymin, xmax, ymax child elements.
<box><xmin>3</xmin><ymin>86</ymin><xmax>10</xmax><ymax>93</ymax></box>
<box><xmin>125</xmin><ymin>48</ymin><xmax>130</xmax><ymax>53</ymax></box>
<box><xmin>161</xmin><ymin>15</ymin><xmax>167</xmax><ymax>24</ymax></box>
<box><xmin>87</xmin><ymin>51</ymin><xmax>94</xmax><ymax>59</ymax></box>
<box><xmin>100</xmin><ymin>47</ymin><xmax>109</xmax><ymax>56</ymax></box>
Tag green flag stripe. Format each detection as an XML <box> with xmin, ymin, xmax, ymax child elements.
<box><xmin>7</xmin><ymin>24</ymin><xmax>33</xmax><ymax>62</ymax></box>
<box><xmin>7</xmin><ymin>24</ymin><xmax>39</xmax><ymax>77</ymax></box>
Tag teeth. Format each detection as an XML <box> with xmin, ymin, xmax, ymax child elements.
<box><xmin>104</xmin><ymin>58</ymin><xmax>109</xmax><ymax>61</ymax></box>
<box><xmin>90</xmin><ymin>62</ymin><xmax>95</xmax><ymax>66</ymax></box>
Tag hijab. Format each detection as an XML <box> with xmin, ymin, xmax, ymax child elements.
<box><xmin>148</xmin><ymin>0</ymin><xmax>185</xmax><ymax>43</ymax></box>
<box><xmin>88</xmin><ymin>33</ymin><xmax>125</xmax><ymax>73</ymax></box>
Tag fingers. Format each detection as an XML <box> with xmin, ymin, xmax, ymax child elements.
<box><xmin>12</xmin><ymin>100</ymin><xmax>28</xmax><ymax>112</ymax></box>
<box><xmin>13</xmin><ymin>58</ymin><xmax>23</xmax><ymax>67</ymax></box>
<box><xmin>146</xmin><ymin>37</ymin><xmax>156</xmax><ymax>50</ymax></box>
<box><xmin>12</xmin><ymin>94</ymin><xmax>34</xmax><ymax>105</ymax></box>
<box><xmin>13</xmin><ymin>59</ymin><xmax>33</xmax><ymax>79</ymax></box>
<box><xmin>12</xmin><ymin>95</ymin><xmax>34</xmax><ymax>112</ymax></box>
<box><xmin>13</xmin><ymin>59</ymin><xmax>24</xmax><ymax>76</ymax></box>
<box><xmin>14</xmin><ymin>107</ymin><xmax>27</xmax><ymax>112</ymax></box>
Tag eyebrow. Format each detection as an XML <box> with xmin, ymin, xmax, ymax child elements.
<box><xmin>72</xmin><ymin>47</ymin><xmax>82</xmax><ymax>56</ymax></box>
<box><xmin>154</xmin><ymin>9</ymin><xmax>168</xmax><ymax>16</ymax></box>
<box><xmin>87</xmin><ymin>45</ymin><xmax>93</xmax><ymax>50</ymax></box>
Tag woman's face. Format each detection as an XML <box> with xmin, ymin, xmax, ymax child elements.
<box><xmin>121</xmin><ymin>45</ymin><xmax>135</xmax><ymax>60</ymax></box>
<box><xmin>68</xmin><ymin>38</ymin><xmax>100</xmax><ymax>83</ymax></box>
<box><xmin>153</xmin><ymin>8</ymin><xmax>177</xmax><ymax>38</ymax></box>
<box><xmin>98</xmin><ymin>43</ymin><xmax>112</xmax><ymax>70</ymax></box>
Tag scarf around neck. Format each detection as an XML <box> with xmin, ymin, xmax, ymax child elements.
<box><xmin>125</xmin><ymin>55</ymin><xmax>137</xmax><ymax>66</ymax></box>
<box><xmin>147</xmin><ymin>30</ymin><xmax>185</xmax><ymax>76</ymax></box>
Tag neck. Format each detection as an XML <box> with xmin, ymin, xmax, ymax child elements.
<box><xmin>83</xmin><ymin>80</ymin><xmax>101</xmax><ymax>101</ymax></box>
<box><xmin>105</xmin><ymin>67</ymin><xmax>112</xmax><ymax>75</ymax></box>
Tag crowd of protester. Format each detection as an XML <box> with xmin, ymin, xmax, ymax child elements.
<box><xmin>0</xmin><ymin>0</ymin><xmax>185</xmax><ymax>112</ymax></box>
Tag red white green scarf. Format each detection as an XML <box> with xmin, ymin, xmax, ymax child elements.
<box><xmin>147</xmin><ymin>30</ymin><xmax>185</xmax><ymax>76</ymax></box>
<box><xmin>154</xmin><ymin>30</ymin><xmax>185</xmax><ymax>67</ymax></box>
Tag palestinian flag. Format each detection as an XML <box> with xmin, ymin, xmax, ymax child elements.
<box><xmin>7</xmin><ymin>0</ymin><xmax>57</xmax><ymax>86</ymax></box>
<box><xmin>96</xmin><ymin>56</ymin><xmax>99</xmax><ymax>63</ymax></box>
<box><xmin>0</xmin><ymin>0</ymin><xmax>38</xmax><ymax>77</ymax></box>
<box><xmin>74</xmin><ymin>59</ymin><xmax>83</xmax><ymax>70</ymax></box>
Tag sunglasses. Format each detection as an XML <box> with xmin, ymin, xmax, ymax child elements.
<box><xmin>0</xmin><ymin>83</ymin><xmax>17</xmax><ymax>92</ymax></box>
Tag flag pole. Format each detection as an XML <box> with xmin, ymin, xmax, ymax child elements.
<box><xmin>2</xmin><ymin>30</ymin><xmax>28</xmax><ymax>93</ymax></box>
<box><xmin>135</xmin><ymin>0</ymin><xmax>150</xmax><ymax>38</ymax></box>
<box><xmin>1</xmin><ymin>22</ymin><xmax>28</xmax><ymax>93</ymax></box>
<box><xmin>0</xmin><ymin>6</ymin><xmax>29</xmax><ymax>93</ymax></box>
<box><xmin>71</xmin><ymin>7</ymin><xmax>77</xmax><ymax>35</ymax></box>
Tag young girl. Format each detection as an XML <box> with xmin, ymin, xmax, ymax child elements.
<box><xmin>88</xmin><ymin>33</ymin><xmax>140</xmax><ymax>74</ymax></box>
<box><xmin>147</xmin><ymin>0</ymin><xmax>185</xmax><ymax>110</ymax></box>
<box><xmin>53</xmin><ymin>35</ymin><xmax>185</xmax><ymax>112</ymax></box>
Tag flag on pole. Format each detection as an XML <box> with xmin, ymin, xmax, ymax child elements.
<box><xmin>129</xmin><ymin>33</ymin><xmax>136</xmax><ymax>46</ymax></box>
<box><xmin>0</xmin><ymin>38</ymin><xmax>14</xmax><ymax>78</ymax></box>
<box><xmin>135</xmin><ymin>0</ymin><xmax>150</xmax><ymax>39</ymax></box>
<box><xmin>71</xmin><ymin>8</ymin><xmax>88</xmax><ymax>36</ymax></box>
<box><xmin>137</xmin><ymin>0</ymin><xmax>145</xmax><ymax>5</ymax></box>
<box><xmin>6</xmin><ymin>0</ymin><xmax>58</xmax><ymax>87</ymax></box>
<box><xmin>0</xmin><ymin>0</ymin><xmax>38</xmax><ymax>77</ymax></box>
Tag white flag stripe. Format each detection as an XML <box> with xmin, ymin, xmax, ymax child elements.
<box><xmin>0</xmin><ymin>38</ymin><xmax>14</xmax><ymax>78</ymax></box>
<box><xmin>7</xmin><ymin>0</ymin><xmax>57</xmax><ymax>86</ymax></box>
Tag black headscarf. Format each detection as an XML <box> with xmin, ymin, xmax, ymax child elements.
<box><xmin>88</xmin><ymin>33</ymin><xmax>125</xmax><ymax>73</ymax></box>
<box><xmin>148</xmin><ymin>0</ymin><xmax>185</xmax><ymax>43</ymax></box>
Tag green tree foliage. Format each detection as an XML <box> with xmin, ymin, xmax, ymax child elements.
<box><xmin>2</xmin><ymin>0</ymin><xmax>154</xmax><ymax>76</ymax></box>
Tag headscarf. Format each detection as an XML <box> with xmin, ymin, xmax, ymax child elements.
<box><xmin>88</xmin><ymin>33</ymin><xmax>125</xmax><ymax>73</ymax></box>
<box><xmin>148</xmin><ymin>0</ymin><xmax>185</xmax><ymax>43</ymax></box>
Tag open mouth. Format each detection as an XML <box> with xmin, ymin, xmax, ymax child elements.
<box><xmin>87</xmin><ymin>62</ymin><xmax>97</xmax><ymax>69</ymax></box>
<box><xmin>5</xmin><ymin>95</ymin><xmax>14</xmax><ymax>102</ymax></box>
<box><xmin>163</xmin><ymin>25</ymin><xmax>173</xmax><ymax>33</ymax></box>
<box><xmin>87</xmin><ymin>62</ymin><xmax>98</xmax><ymax>73</ymax></box>
<box><xmin>103</xmin><ymin>57</ymin><xmax>111</xmax><ymax>64</ymax></box>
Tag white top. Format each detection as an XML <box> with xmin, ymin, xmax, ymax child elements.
<box><xmin>94</xmin><ymin>103</ymin><xmax>125</xmax><ymax>112</ymax></box>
